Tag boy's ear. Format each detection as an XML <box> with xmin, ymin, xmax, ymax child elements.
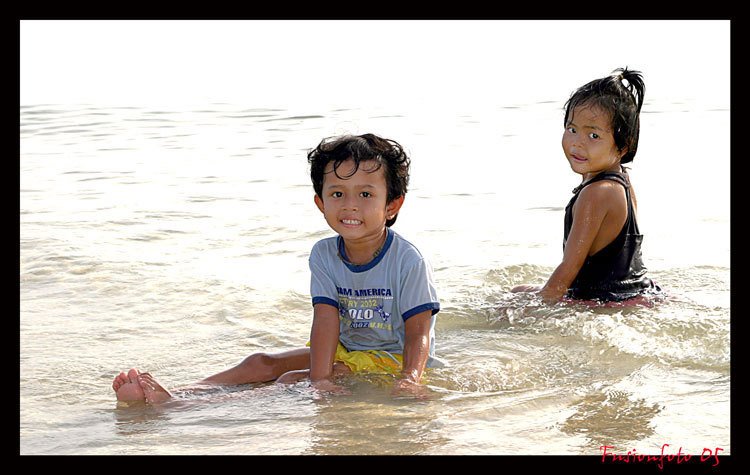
<box><xmin>314</xmin><ymin>194</ymin><xmax>325</xmax><ymax>214</ymax></box>
<box><xmin>386</xmin><ymin>195</ymin><xmax>405</xmax><ymax>219</ymax></box>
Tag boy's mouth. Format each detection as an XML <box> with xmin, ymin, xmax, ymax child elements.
<box><xmin>341</xmin><ymin>219</ymin><xmax>362</xmax><ymax>226</ymax></box>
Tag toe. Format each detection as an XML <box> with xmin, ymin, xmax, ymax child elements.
<box><xmin>138</xmin><ymin>375</ymin><xmax>152</xmax><ymax>390</ymax></box>
<box><xmin>112</xmin><ymin>371</ymin><xmax>127</xmax><ymax>390</ymax></box>
<box><xmin>127</xmin><ymin>368</ymin><xmax>141</xmax><ymax>384</ymax></box>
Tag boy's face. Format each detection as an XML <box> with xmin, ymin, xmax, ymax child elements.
<box><xmin>562</xmin><ymin>105</ymin><xmax>626</xmax><ymax>180</ymax></box>
<box><xmin>314</xmin><ymin>158</ymin><xmax>403</xmax><ymax>244</ymax></box>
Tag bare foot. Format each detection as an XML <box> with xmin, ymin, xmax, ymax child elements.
<box><xmin>113</xmin><ymin>368</ymin><xmax>146</xmax><ymax>402</ymax></box>
<box><xmin>137</xmin><ymin>372</ymin><xmax>173</xmax><ymax>404</ymax></box>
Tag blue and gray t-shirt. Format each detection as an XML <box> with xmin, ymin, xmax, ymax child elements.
<box><xmin>309</xmin><ymin>228</ymin><xmax>442</xmax><ymax>367</ymax></box>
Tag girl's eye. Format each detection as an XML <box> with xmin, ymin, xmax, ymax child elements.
<box><xmin>332</xmin><ymin>191</ymin><xmax>343</xmax><ymax>198</ymax></box>
<box><xmin>589</xmin><ymin>132</ymin><xmax>599</xmax><ymax>139</ymax></box>
<box><xmin>567</xmin><ymin>126</ymin><xmax>576</xmax><ymax>134</ymax></box>
<box><xmin>360</xmin><ymin>192</ymin><xmax>371</xmax><ymax>198</ymax></box>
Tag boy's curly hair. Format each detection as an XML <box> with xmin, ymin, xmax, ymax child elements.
<box><xmin>308</xmin><ymin>133</ymin><xmax>410</xmax><ymax>227</ymax></box>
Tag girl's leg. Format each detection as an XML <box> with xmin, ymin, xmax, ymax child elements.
<box><xmin>198</xmin><ymin>348</ymin><xmax>311</xmax><ymax>386</ymax></box>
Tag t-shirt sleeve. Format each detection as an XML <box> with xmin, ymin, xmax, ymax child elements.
<box><xmin>399</xmin><ymin>257</ymin><xmax>440</xmax><ymax>320</ymax></box>
<box><xmin>309</xmin><ymin>243</ymin><xmax>339</xmax><ymax>309</ymax></box>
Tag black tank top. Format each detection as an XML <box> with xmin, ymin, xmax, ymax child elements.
<box><xmin>564</xmin><ymin>170</ymin><xmax>659</xmax><ymax>301</ymax></box>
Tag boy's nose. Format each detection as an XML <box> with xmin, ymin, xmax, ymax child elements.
<box><xmin>343</xmin><ymin>198</ymin><xmax>358</xmax><ymax>210</ymax></box>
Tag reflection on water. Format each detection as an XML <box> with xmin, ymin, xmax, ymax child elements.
<box><xmin>303</xmin><ymin>378</ymin><xmax>450</xmax><ymax>455</ymax></box>
<box><xmin>560</xmin><ymin>389</ymin><xmax>663</xmax><ymax>448</ymax></box>
<box><xmin>114</xmin><ymin>403</ymin><xmax>174</xmax><ymax>436</ymax></box>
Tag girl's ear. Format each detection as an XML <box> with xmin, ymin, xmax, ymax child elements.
<box><xmin>314</xmin><ymin>194</ymin><xmax>325</xmax><ymax>214</ymax></box>
<box><xmin>386</xmin><ymin>195</ymin><xmax>405</xmax><ymax>219</ymax></box>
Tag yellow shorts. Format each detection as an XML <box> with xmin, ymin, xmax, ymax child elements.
<box><xmin>335</xmin><ymin>343</ymin><xmax>404</xmax><ymax>374</ymax></box>
<box><xmin>307</xmin><ymin>342</ymin><xmax>403</xmax><ymax>374</ymax></box>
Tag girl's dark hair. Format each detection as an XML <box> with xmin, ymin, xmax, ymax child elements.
<box><xmin>563</xmin><ymin>67</ymin><xmax>646</xmax><ymax>164</ymax></box>
<box><xmin>308</xmin><ymin>133</ymin><xmax>410</xmax><ymax>227</ymax></box>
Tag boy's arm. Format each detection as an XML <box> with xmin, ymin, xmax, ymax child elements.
<box><xmin>309</xmin><ymin>303</ymin><xmax>340</xmax><ymax>383</ymax></box>
<box><xmin>398</xmin><ymin>310</ymin><xmax>432</xmax><ymax>385</ymax></box>
<box><xmin>539</xmin><ymin>184</ymin><xmax>612</xmax><ymax>302</ymax></box>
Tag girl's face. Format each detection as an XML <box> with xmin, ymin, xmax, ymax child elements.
<box><xmin>562</xmin><ymin>105</ymin><xmax>626</xmax><ymax>180</ymax></box>
<box><xmin>314</xmin><ymin>159</ymin><xmax>402</xmax><ymax>246</ymax></box>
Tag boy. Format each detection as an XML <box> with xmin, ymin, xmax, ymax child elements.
<box><xmin>112</xmin><ymin>133</ymin><xmax>441</xmax><ymax>403</ymax></box>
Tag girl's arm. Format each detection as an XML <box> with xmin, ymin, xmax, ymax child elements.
<box><xmin>539</xmin><ymin>183</ymin><xmax>614</xmax><ymax>302</ymax></box>
<box><xmin>309</xmin><ymin>303</ymin><xmax>340</xmax><ymax>383</ymax></box>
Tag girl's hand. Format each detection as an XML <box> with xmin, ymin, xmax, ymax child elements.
<box><xmin>539</xmin><ymin>285</ymin><xmax>566</xmax><ymax>304</ymax></box>
<box><xmin>511</xmin><ymin>284</ymin><xmax>542</xmax><ymax>293</ymax></box>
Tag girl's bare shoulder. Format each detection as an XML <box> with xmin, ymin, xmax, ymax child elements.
<box><xmin>576</xmin><ymin>180</ymin><xmax>627</xmax><ymax>208</ymax></box>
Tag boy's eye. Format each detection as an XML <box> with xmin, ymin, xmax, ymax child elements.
<box><xmin>589</xmin><ymin>132</ymin><xmax>599</xmax><ymax>139</ymax></box>
<box><xmin>332</xmin><ymin>191</ymin><xmax>343</xmax><ymax>198</ymax></box>
<box><xmin>360</xmin><ymin>191</ymin><xmax>371</xmax><ymax>198</ymax></box>
<box><xmin>567</xmin><ymin>126</ymin><xmax>576</xmax><ymax>133</ymax></box>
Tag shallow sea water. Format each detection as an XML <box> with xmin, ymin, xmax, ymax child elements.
<box><xmin>19</xmin><ymin>100</ymin><xmax>729</xmax><ymax>455</ymax></box>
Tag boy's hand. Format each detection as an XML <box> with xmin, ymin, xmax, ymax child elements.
<box><xmin>311</xmin><ymin>378</ymin><xmax>350</xmax><ymax>395</ymax></box>
<box><xmin>391</xmin><ymin>377</ymin><xmax>429</xmax><ymax>400</ymax></box>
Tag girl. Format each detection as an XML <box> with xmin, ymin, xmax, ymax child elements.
<box><xmin>513</xmin><ymin>68</ymin><xmax>660</xmax><ymax>303</ymax></box>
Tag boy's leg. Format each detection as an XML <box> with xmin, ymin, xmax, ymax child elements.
<box><xmin>275</xmin><ymin>369</ymin><xmax>310</xmax><ymax>384</ymax></box>
<box><xmin>332</xmin><ymin>362</ymin><xmax>352</xmax><ymax>377</ymax></box>
<box><xmin>112</xmin><ymin>348</ymin><xmax>311</xmax><ymax>403</ymax></box>
<box><xmin>113</xmin><ymin>368</ymin><xmax>172</xmax><ymax>404</ymax></box>
<box><xmin>198</xmin><ymin>348</ymin><xmax>311</xmax><ymax>386</ymax></box>
<box><xmin>276</xmin><ymin>361</ymin><xmax>352</xmax><ymax>385</ymax></box>
<box><xmin>113</xmin><ymin>368</ymin><xmax>146</xmax><ymax>402</ymax></box>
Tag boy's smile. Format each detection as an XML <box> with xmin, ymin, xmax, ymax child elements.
<box><xmin>562</xmin><ymin>105</ymin><xmax>626</xmax><ymax>181</ymax></box>
<box><xmin>314</xmin><ymin>158</ymin><xmax>403</xmax><ymax>264</ymax></box>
